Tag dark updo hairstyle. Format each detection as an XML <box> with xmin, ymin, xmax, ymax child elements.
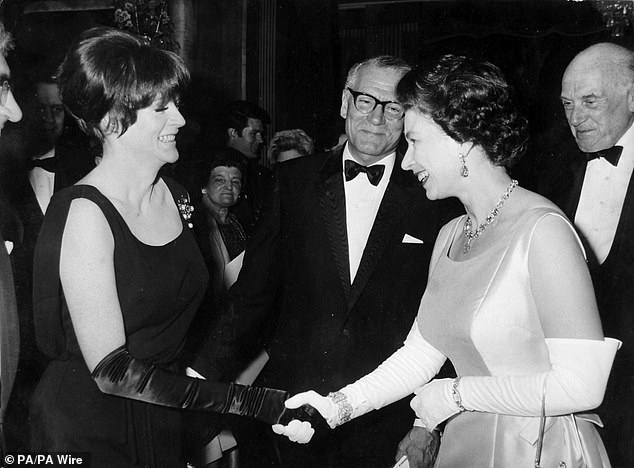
<box><xmin>197</xmin><ymin>147</ymin><xmax>247</xmax><ymax>190</ymax></box>
<box><xmin>397</xmin><ymin>54</ymin><xmax>528</xmax><ymax>168</ymax></box>
<box><xmin>57</xmin><ymin>26</ymin><xmax>189</xmax><ymax>143</ymax></box>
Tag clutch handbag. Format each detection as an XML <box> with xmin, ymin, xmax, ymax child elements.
<box><xmin>534</xmin><ymin>380</ymin><xmax>606</xmax><ymax>468</ymax></box>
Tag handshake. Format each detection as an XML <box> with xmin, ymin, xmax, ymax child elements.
<box><xmin>272</xmin><ymin>390</ymin><xmax>339</xmax><ymax>444</ymax></box>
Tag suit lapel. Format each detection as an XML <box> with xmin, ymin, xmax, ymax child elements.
<box><xmin>53</xmin><ymin>172</ymin><xmax>64</xmax><ymax>193</ymax></box>
<box><xmin>551</xmin><ymin>155</ymin><xmax>586</xmax><ymax>220</ymax></box>
<box><xmin>0</xmin><ymin>226</ymin><xmax>19</xmax><ymax>421</ymax></box>
<box><xmin>14</xmin><ymin>171</ymin><xmax>45</xmax><ymax>220</ymax></box>
<box><xmin>348</xmin><ymin>165</ymin><xmax>409</xmax><ymax>309</ymax></box>
<box><xmin>605</xmin><ymin>169</ymin><xmax>634</xmax><ymax>264</ymax></box>
<box><xmin>317</xmin><ymin>150</ymin><xmax>352</xmax><ymax>301</ymax></box>
<box><xmin>348</xmin><ymin>166</ymin><xmax>406</xmax><ymax>310</ymax></box>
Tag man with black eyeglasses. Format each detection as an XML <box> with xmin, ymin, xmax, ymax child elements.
<box><xmin>192</xmin><ymin>56</ymin><xmax>448</xmax><ymax>468</ymax></box>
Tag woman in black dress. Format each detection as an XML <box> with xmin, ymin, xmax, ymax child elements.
<box><xmin>29</xmin><ymin>27</ymin><xmax>298</xmax><ymax>467</ymax></box>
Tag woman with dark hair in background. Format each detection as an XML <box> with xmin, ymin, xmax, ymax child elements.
<box><xmin>28</xmin><ymin>27</ymin><xmax>298</xmax><ymax>467</ymax></box>
<box><xmin>193</xmin><ymin>148</ymin><xmax>247</xmax><ymax>299</ymax></box>
<box><xmin>185</xmin><ymin>148</ymin><xmax>248</xmax><ymax>468</ymax></box>
<box><xmin>275</xmin><ymin>55</ymin><xmax>620</xmax><ymax>467</ymax></box>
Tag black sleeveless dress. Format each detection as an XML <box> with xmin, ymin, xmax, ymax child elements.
<box><xmin>29</xmin><ymin>178</ymin><xmax>209</xmax><ymax>467</ymax></box>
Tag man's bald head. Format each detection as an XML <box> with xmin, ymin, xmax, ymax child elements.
<box><xmin>561</xmin><ymin>43</ymin><xmax>634</xmax><ymax>152</ymax></box>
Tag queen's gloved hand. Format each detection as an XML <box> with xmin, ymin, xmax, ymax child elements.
<box><xmin>271</xmin><ymin>390</ymin><xmax>336</xmax><ymax>443</ymax></box>
<box><xmin>410</xmin><ymin>378</ymin><xmax>461</xmax><ymax>431</ymax></box>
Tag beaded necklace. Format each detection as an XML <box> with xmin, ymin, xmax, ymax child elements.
<box><xmin>462</xmin><ymin>179</ymin><xmax>518</xmax><ymax>254</ymax></box>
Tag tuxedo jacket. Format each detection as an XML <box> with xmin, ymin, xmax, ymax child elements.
<box><xmin>539</xmin><ymin>148</ymin><xmax>634</xmax><ymax>464</ymax></box>
<box><xmin>0</xmin><ymin>198</ymin><xmax>20</xmax><ymax>447</ymax></box>
<box><xmin>194</xmin><ymin>148</ymin><xmax>447</xmax><ymax>455</ymax></box>
<box><xmin>542</xmin><ymin>151</ymin><xmax>634</xmax><ymax>358</ymax></box>
<box><xmin>1</xmin><ymin>158</ymin><xmax>69</xmax><ymax>375</ymax></box>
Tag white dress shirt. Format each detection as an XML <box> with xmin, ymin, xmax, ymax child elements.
<box><xmin>343</xmin><ymin>143</ymin><xmax>395</xmax><ymax>282</ymax></box>
<box><xmin>575</xmin><ymin>124</ymin><xmax>634</xmax><ymax>265</ymax></box>
<box><xmin>28</xmin><ymin>148</ymin><xmax>56</xmax><ymax>215</ymax></box>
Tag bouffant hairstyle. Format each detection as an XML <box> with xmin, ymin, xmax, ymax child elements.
<box><xmin>397</xmin><ymin>54</ymin><xmax>528</xmax><ymax>168</ymax></box>
<box><xmin>198</xmin><ymin>147</ymin><xmax>247</xmax><ymax>190</ymax></box>
<box><xmin>57</xmin><ymin>27</ymin><xmax>189</xmax><ymax>142</ymax></box>
<box><xmin>270</xmin><ymin>128</ymin><xmax>315</xmax><ymax>162</ymax></box>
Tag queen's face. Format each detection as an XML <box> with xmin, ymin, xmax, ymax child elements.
<box><xmin>401</xmin><ymin>110</ymin><xmax>462</xmax><ymax>200</ymax></box>
<box><xmin>204</xmin><ymin>166</ymin><xmax>243</xmax><ymax>209</ymax></box>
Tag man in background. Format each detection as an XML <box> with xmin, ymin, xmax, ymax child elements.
<box><xmin>224</xmin><ymin>100</ymin><xmax>272</xmax><ymax>235</ymax></box>
<box><xmin>0</xmin><ymin>20</ymin><xmax>25</xmax><ymax>451</ymax></box>
<box><xmin>0</xmin><ymin>62</ymin><xmax>86</xmax><ymax>450</ymax></box>
<box><xmin>193</xmin><ymin>56</ymin><xmax>449</xmax><ymax>468</ymax></box>
<box><xmin>540</xmin><ymin>42</ymin><xmax>634</xmax><ymax>467</ymax></box>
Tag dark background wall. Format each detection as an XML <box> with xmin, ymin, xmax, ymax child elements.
<box><xmin>0</xmin><ymin>0</ymin><xmax>627</xmax><ymax>170</ymax></box>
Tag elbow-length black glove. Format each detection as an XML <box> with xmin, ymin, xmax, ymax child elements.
<box><xmin>92</xmin><ymin>345</ymin><xmax>321</xmax><ymax>426</ymax></box>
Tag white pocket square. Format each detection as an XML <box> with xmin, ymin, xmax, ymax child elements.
<box><xmin>402</xmin><ymin>234</ymin><xmax>424</xmax><ymax>244</ymax></box>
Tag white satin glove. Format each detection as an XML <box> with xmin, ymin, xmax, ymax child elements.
<box><xmin>410</xmin><ymin>379</ymin><xmax>458</xmax><ymax>431</ymax></box>
<box><xmin>337</xmin><ymin>322</ymin><xmax>447</xmax><ymax>422</ymax></box>
<box><xmin>460</xmin><ymin>338</ymin><xmax>620</xmax><ymax>416</ymax></box>
<box><xmin>271</xmin><ymin>418</ymin><xmax>315</xmax><ymax>444</ymax></box>
<box><xmin>272</xmin><ymin>322</ymin><xmax>448</xmax><ymax>442</ymax></box>
<box><xmin>412</xmin><ymin>338</ymin><xmax>620</xmax><ymax>429</ymax></box>
<box><xmin>271</xmin><ymin>390</ymin><xmax>337</xmax><ymax>444</ymax></box>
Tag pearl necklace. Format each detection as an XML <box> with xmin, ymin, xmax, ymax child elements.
<box><xmin>463</xmin><ymin>179</ymin><xmax>518</xmax><ymax>254</ymax></box>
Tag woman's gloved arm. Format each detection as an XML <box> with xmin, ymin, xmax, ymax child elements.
<box><xmin>333</xmin><ymin>321</ymin><xmax>446</xmax><ymax>424</ymax></box>
<box><xmin>92</xmin><ymin>345</ymin><xmax>316</xmax><ymax>425</ymax></box>
<box><xmin>273</xmin><ymin>321</ymin><xmax>446</xmax><ymax>441</ymax></box>
<box><xmin>411</xmin><ymin>338</ymin><xmax>621</xmax><ymax>430</ymax></box>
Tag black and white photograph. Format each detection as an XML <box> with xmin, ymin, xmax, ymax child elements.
<box><xmin>0</xmin><ymin>1</ymin><xmax>631</xmax><ymax>467</ymax></box>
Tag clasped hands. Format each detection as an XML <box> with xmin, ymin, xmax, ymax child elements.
<box><xmin>274</xmin><ymin>390</ymin><xmax>335</xmax><ymax>443</ymax></box>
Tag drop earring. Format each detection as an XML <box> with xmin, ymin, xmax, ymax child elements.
<box><xmin>459</xmin><ymin>153</ymin><xmax>469</xmax><ymax>178</ymax></box>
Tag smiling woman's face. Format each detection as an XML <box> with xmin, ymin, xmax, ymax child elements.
<box><xmin>204</xmin><ymin>166</ymin><xmax>243</xmax><ymax>208</ymax></box>
<box><xmin>401</xmin><ymin>110</ymin><xmax>462</xmax><ymax>200</ymax></box>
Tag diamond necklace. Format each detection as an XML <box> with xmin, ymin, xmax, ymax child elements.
<box><xmin>462</xmin><ymin>179</ymin><xmax>518</xmax><ymax>254</ymax></box>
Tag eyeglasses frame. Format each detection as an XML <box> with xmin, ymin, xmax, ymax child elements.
<box><xmin>346</xmin><ymin>87</ymin><xmax>404</xmax><ymax>121</ymax></box>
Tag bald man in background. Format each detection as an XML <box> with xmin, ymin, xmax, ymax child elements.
<box><xmin>538</xmin><ymin>42</ymin><xmax>634</xmax><ymax>467</ymax></box>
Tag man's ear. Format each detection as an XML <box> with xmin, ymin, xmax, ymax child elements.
<box><xmin>227</xmin><ymin>127</ymin><xmax>238</xmax><ymax>140</ymax></box>
<box><xmin>340</xmin><ymin>90</ymin><xmax>349</xmax><ymax>120</ymax></box>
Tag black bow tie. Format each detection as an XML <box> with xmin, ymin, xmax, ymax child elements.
<box><xmin>29</xmin><ymin>157</ymin><xmax>57</xmax><ymax>173</ymax></box>
<box><xmin>584</xmin><ymin>146</ymin><xmax>623</xmax><ymax>167</ymax></box>
<box><xmin>344</xmin><ymin>159</ymin><xmax>385</xmax><ymax>186</ymax></box>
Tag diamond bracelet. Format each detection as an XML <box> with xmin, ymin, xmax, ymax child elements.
<box><xmin>327</xmin><ymin>391</ymin><xmax>353</xmax><ymax>427</ymax></box>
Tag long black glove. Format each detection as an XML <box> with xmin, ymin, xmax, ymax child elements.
<box><xmin>92</xmin><ymin>345</ymin><xmax>323</xmax><ymax>426</ymax></box>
